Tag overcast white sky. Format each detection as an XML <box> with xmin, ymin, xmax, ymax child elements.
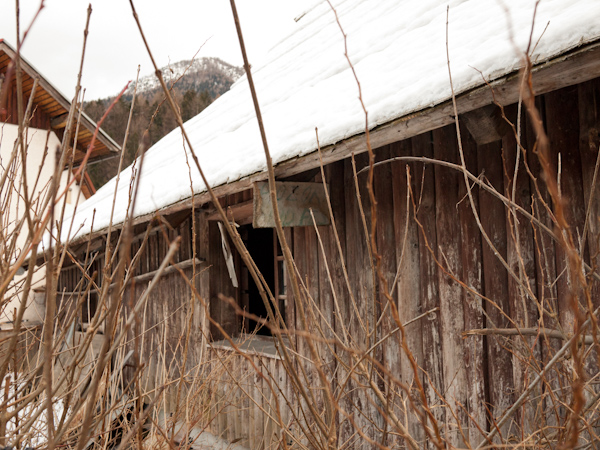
<box><xmin>1</xmin><ymin>1</ymin><xmax>316</xmax><ymax>100</ymax></box>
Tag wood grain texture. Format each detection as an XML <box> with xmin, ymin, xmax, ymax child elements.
<box><xmin>433</xmin><ymin>125</ymin><xmax>469</xmax><ymax>446</ymax></box>
<box><xmin>390</xmin><ymin>139</ymin><xmax>425</xmax><ymax>445</ymax></box>
<box><xmin>545</xmin><ymin>86</ymin><xmax>585</xmax><ymax>335</ymax></box>
<box><xmin>456</xmin><ymin>128</ymin><xmax>487</xmax><ymax>442</ymax></box>
<box><xmin>501</xmin><ymin>105</ymin><xmax>541</xmax><ymax>435</ymax></box>
<box><xmin>478</xmin><ymin>139</ymin><xmax>514</xmax><ymax>440</ymax></box>
<box><xmin>412</xmin><ymin>131</ymin><xmax>446</xmax><ymax>449</ymax></box>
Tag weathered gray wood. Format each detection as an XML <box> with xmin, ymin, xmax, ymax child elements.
<box><xmin>315</xmin><ymin>217</ymin><xmax>338</xmax><ymax>439</ymax></box>
<box><xmin>391</xmin><ymin>139</ymin><xmax>426</xmax><ymax>446</ymax></box>
<box><xmin>253</xmin><ymin>181</ymin><xmax>330</xmax><ymax>228</ymax></box>
<box><xmin>578</xmin><ymin>79</ymin><xmax>600</xmax><ymax>402</ymax></box>
<box><xmin>462</xmin><ymin>104</ymin><xmax>509</xmax><ymax>145</ymax></box>
<box><xmin>374</xmin><ymin>145</ymin><xmax>399</xmax><ymax>416</ymax></box>
<box><xmin>545</xmin><ymin>86</ymin><xmax>585</xmax><ymax>334</ymax></box>
<box><xmin>524</xmin><ymin>98</ymin><xmax>562</xmax><ymax>430</ymax></box>
<box><xmin>579</xmin><ymin>79</ymin><xmax>600</xmax><ymax>305</ymax></box>
<box><xmin>375</xmin><ymin>143</ymin><xmax>401</xmax><ymax>448</ymax></box>
<box><xmin>433</xmin><ymin>125</ymin><xmax>469</xmax><ymax>446</ymax></box>
<box><xmin>456</xmin><ymin>128</ymin><xmax>487</xmax><ymax>443</ymax></box>
<box><xmin>196</xmin><ymin>212</ymin><xmax>210</xmax><ymax>349</ymax></box>
<box><xmin>478</xmin><ymin>139</ymin><xmax>514</xmax><ymax>440</ymax></box>
<box><xmin>344</xmin><ymin>152</ymin><xmax>379</xmax><ymax>449</ymax></box>
<box><xmin>545</xmin><ymin>87</ymin><xmax>586</xmax><ymax>432</ymax></box>
<box><xmin>412</xmin><ymin>132</ymin><xmax>446</xmax><ymax>449</ymax></box>
<box><xmin>253</xmin><ymin>354</ymin><xmax>265</xmax><ymax>450</ymax></box>
<box><xmin>502</xmin><ymin>104</ymin><xmax>540</xmax><ymax>436</ymax></box>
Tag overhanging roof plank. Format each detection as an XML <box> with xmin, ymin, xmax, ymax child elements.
<box><xmin>51</xmin><ymin>113</ymin><xmax>69</xmax><ymax>129</ymax></box>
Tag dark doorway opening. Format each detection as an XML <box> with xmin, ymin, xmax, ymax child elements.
<box><xmin>242</xmin><ymin>226</ymin><xmax>276</xmax><ymax>336</ymax></box>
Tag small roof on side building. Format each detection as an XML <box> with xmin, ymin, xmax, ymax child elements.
<box><xmin>0</xmin><ymin>39</ymin><xmax>120</xmax><ymax>166</ymax></box>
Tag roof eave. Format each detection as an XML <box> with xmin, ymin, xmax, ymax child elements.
<box><xmin>0</xmin><ymin>40</ymin><xmax>121</xmax><ymax>157</ymax></box>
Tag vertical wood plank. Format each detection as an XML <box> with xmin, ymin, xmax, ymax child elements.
<box><xmin>305</xmin><ymin>223</ymin><xmax>326</xmax><ymax>445</ymax></box>
<box><xmin>579</xmin><ymin>78</ymin><xmax>600</xmax><ymax>305</ymax></box>
<box><xmin>545</xmin><ymin>86</ymin><xmax>586</xmax><ymax>334</ymax></box>
<box><xmin>390</xmin><ymin>140</ymin><xmax>426</xmax><ymax>445</ymax></box>
<box><xmin>343</xmin><ymin>152</ymin><xmax>377</xmax><ymax>449</ymax></box>
<box><xmin>268</xmin><ymin>357</ymin><xmax>278</xmax><ymax>450</ymax></box>
<box><xmin>412</xmin><ymin>132</ymin><xmax>446</xmax><ymax>448</ymax></box>
<box><xmin>323</xmin><ymin>159</ymin><xmax>351</xmax><ymax>447</ymax></box>
<box><xmin>501</xmin><ymin>105</ymin><xmax>540</xmax><ymax>435</ymax></box>
<box><xmin>578</xmin><ymin>79</ymin><xmax>600</xmax><ymax>396</ymax></box>
<box><xmin>478</xmin><ymin>139</ymin><xmax>514</xmax><ymax>439</ymax></box>
<box><xmin>217</xmin><ymin>351</ymin><xmax>228</xmax><ymax>440</ymax></box>
<box><xmin>240</xmin><ymin>357</ymin><xmax>250</xmax><ymax>448</ymax></box>
<box><xmin>316</xmin><ymin>217</ymin><xmax>338</xmax><ymax>439</ymax></box>
<box><xmin>249</xmin><ymin>354</ymin><xmax>257</xmax><ymax>449</ymax></box>
<box><xmin>254</xmin><ymin>355</ymin><xmax>265</xmax><ymax>450</ymax></box>
<box><xmin>433</xmin><ymin>125</ymin><xmax>469</xmax><ymax>446</ymax></box>
<box><xmin>525</xmin><ymin>96</ymin><xmax>562</xmax><ymax>427</ymax></box>
<box><xmin>374</xmin><ymin>145</ymin><xmax>399</xmax><ymax>382</ymax></box>
<box><xmin>196</xmin><ymin>212</ymin><xmax>210</xmax><ymax>352</ymax></box>
<box><xmin>457</xmin><ymin>127</ymin><xmax>487</xmax><ymax>442</ymax></box>
<box><xmin>234</xmin><ymin>357</ymin><xmax>243</xmax><ymax>444</ymax></box>
<box><xmin>292</xmin><ymin>224</ymin><xmax>314</xmax><ymax>444</ymax></box>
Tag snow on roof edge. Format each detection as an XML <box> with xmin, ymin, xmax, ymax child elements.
<box><xmin>57</xmin><ymin>0</ymin><xmax>600</xmax><ymax>245</ymax></box>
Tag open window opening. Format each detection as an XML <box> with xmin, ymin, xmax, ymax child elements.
<box><xmin>57</xmin><ymin>252</ymin><xmax>102</xmax><ymax>333</ymax></box>
<box><xmin>240</xmin><ymin>226</ymin><xmax>287</xmax><ymax>336</ymax></box>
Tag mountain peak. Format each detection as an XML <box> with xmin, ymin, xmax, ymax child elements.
<box><xmin>126</xmin><ymin>57</ymin><xmax>244</xmax><ymax>97</ymax></box>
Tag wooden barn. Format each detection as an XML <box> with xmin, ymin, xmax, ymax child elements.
<box><xmin>55</xmin><ymin>1</ymin><xmax>600</xmax><ymax>448</ymax></box>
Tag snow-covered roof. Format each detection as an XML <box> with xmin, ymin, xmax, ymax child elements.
<box><xmin>66</xmin><ymin>0</ymin><xmax>600</xmax><ymax>241</ymax></box>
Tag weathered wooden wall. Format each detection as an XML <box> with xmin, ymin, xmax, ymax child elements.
<box><xmin>55</xmin><ymin>78</ymin><xmax>600</xmax><ymax>449</ymax></box>
<box><xmin>203</xmin><ymin>80</ymin><xmax>600</xmax><ymax>448</ymax></box>
<box><xmin>205</xmin><ymin>344</ymin><xmax>288</xmax><ymax>450</ymax></box>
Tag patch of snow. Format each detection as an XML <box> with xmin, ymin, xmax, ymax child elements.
<box><xmin>3</xmin><ymin>373</ymin><xmax>66</xmax><ymax>448</ymax></box>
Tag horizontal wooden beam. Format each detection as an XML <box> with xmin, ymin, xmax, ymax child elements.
<box><xmin>126</xmin><ymin>257</ymin><xmax>206</xmax><ymax>284</ymax></box>
<box><xmin>57</xmin><ymin>257</ymin><xmax>206</xmax><ymax>294</ymax></box>
<box><xmin>206</xmin><ymin>199</ymin><xmax>253</xmax><ymax>225</ymax></box>
<box><xmin>50</xmin><ymin>112</ymin><xmax>69</xmax><ymax>129</ymax></box>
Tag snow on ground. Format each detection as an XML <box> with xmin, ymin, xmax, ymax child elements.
<box><xmin>62</xmin><ymin>0</ymin><xmax>600</xmax><ymax>242</ymax></box>
<box><xmin>3</xmin><ymin>373</ymin><xmax>66</xmax><ymax>447</ymax></box>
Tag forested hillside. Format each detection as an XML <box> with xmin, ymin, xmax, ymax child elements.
<box><xmin>85</xmin><ymin>57</ymin><xmax>243</xmax><ymax>188</ymax></box>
